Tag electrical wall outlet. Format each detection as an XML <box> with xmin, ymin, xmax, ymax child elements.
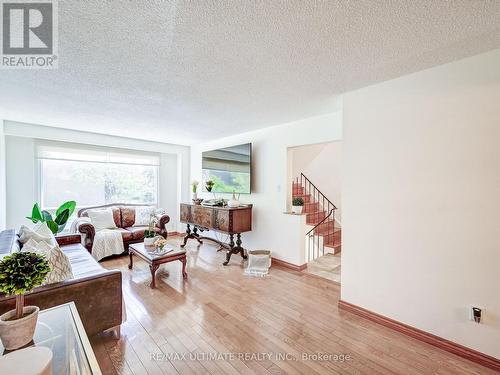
<box><xmin>469</xmin><ymin>305</ymin><xmax>483</xmax><ymax>323</ymax></box>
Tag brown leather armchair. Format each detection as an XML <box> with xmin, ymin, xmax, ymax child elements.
<box><xmin>77</xmin><ymin>204</ymin><xmax>170</xmax><ymax>252</ymax></box>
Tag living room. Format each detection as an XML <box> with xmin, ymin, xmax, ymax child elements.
<box><xmin>0</xmin><ymin>1</ymin><xmax>499</xmax><ymax>374</ymax></box>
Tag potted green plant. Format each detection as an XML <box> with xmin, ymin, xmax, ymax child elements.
<box><xmin>27</xmin><ymin>201</ymin><xmax>76</xmax><ymax>234</ymax></box>
<box><xmin>292</xmin><ymin>197</ymin><xmax>304</xmax><ymax>214</ymax></box>
<box><xmin>0</xmin><ymin>252</ymin><xmax>50</xmax><ymax>350</ymax></box>
<box><xmin>205</xmin><ymin>179</ymin><xmax>215</xmax><ymax>192</ymax></box>
<box><xmin>144</xmin><ymin>214</ymin><xmax>158</xmax><ymax>246</ymax></box>
<box><xmin>192</xmin><ymin>180</ymin><xmax>199</xmax><ymax>200</ymax></box>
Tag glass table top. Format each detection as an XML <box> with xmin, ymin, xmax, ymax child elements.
<box><xmin>0</xmin><ymin>302</ymin><xmax>101</xmax><ymax>375</ymax></box>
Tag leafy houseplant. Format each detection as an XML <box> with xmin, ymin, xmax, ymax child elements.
<box><xmin>292</xmin><ymin>197</ymin><xmax>304</xmax><ymax>214</ymax></box>
<box><xmin>0</xmin><ymin>252</ymin><xmax>50</xmax><ymax>350</ymax></box>
<box><xmin>205</xmin><ymin>179</ymin><xmax>215</xmax><ymax>192</ymax></box>
<box><xmin>27</xmin><ymin>201</ymin><xmax>77</xmax><ymax>234</ymax></box>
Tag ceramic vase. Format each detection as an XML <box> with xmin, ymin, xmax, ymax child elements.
<box><xmin>228</xmin><ymin>192</ymin><xmax>240</xmax><ymax>208</ymax></box>
<box><xmin>144</xmin><ymin>237</ymin><xmax>156</xmax><ymax>246</ymax></box>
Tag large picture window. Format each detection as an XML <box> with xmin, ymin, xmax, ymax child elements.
<box><xmin>37</xmin><ymin>142</ymin><xmax>159</xmax><ymax>209</ymax></box>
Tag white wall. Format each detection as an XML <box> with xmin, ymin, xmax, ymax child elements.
<box><xmin>3</xmin><ymin>121</ymin><xmax>190</xmax><ymax>232</ymax></box>
<box><xmin>289</xmin><ymin>141</ymin><xmax>342</xmax><ymax>221</ymax></box>
<box><xmin>191</xmin><ymin>112</ymin><xmax>342</xmax><ymax>265</ymax></box>
<box><xmin>5</xmin><ymin>136</ymin><xmax>36</xmax><ymax>230</ymax></box>
<box><xmin>342</xmin><ymin>49</ymin><xmax>500</xmax><ymax>358</ymax></box>
<box><xmin>159</xmin><ymin>153</ymin><xmax>180</xmax><ymax>231</ymax></box>
<box><xmin>0</xmin><ymin>123</ymin><xmax>6</xmax><ymax>230</ymax></box>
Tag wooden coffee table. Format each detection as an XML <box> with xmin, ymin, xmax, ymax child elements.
<box><xmin>128</xmin><ymin>242</ymin><xmax>187</xmax><ymax>288</ymax></box>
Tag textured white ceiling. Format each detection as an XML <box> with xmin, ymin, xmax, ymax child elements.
<box><xmin>1</xmin><ymin>1</ymin><xmax>500</xmax><ymax>145</ymax></box>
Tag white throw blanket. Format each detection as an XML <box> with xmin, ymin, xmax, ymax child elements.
<box><xmin>91</xmin><ymin>229</ymin><xmax>124</xmax><ymax>261</ymax></box>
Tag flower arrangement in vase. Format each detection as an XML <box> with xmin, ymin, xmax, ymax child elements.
<box><xmin>192</xmin><ymin>180</ymin><xmax>199</xmax><ymax>199</ymax></box>
<box><xmin>153</xmin><ymin>237</ymin><xmax>168</xmax><ymax>251</ymax></box>
<box><xmin>144</xmin><ymin>214</ymin><xmax>158</xmax><ymax>246</ymax></box>
<box><xmin>205</xmin><ymin>179</ymin><xmax>215</xmax><ymax>192</ymax></box>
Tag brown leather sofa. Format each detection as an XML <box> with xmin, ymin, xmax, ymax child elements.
<box><xmin>77</xmin><ymin>203</ymin><xmax>170</xmax><ymax>252</ymax></box>
<box><xmin>0</xmin><ymin>229</ymin><xmax>123</xmax><ymax>337</ymax></box>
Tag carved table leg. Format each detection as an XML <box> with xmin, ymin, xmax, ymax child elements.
<box><xmin>236</xmin><ymin>233</ymin><xmax>247</xmax><ymax>259</ymax></box>
<box><xmin>128</xmin><ymin>251</ymin><xmax>133</xmax><ymax>269</ymax></box>
<box><xmin>223</xmin><ymin>234</ymin><xmax>236</xmax><ymax>266</ymax></box>
<box><xmin>193</xmin><ymin>226</ymin><xmax>203</xmax><ymax>244</ymax></box>
<box><xmin>181</xmin><ymin>256</ymin><xmax>188</xmax><ymax>280</ymax></box>
<box><xmin>180</xmin><ymin>224</ymin><xmax>191</xmax><ymax>248</ymax></box>
<box><xmin>149</xmin><ymin>264</ymin><xmax>160</xmax><ymax>289</ymax></box>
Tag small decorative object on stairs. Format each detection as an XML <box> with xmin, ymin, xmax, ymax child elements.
<box><xmin>292</xmin><ymin>197</ymin><xmax>304</xmax><ymax>214</ymax></box>
<box><xmin>245</xmin><ymin>250</ymin><xmax>272</xmax><ymax>277</ymax></box>
<box><xmin>0</xmin><ymin>252</ymin><xmax>50</xmax><ymax>350</ymax></box>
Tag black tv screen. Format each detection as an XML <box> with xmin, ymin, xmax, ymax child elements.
<box><xmin>202</xmin><ymin>143</ymin><xmax>252</xmax><ymax>194</ymax></box>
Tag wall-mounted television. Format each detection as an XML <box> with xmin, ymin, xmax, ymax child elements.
<box><xmin>202</xmin><ymin>143</ymin><xmax>252</xmax><ymax>194</ymax></box>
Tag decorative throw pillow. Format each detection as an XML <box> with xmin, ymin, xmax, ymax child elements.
<box><xmin>19</xmin><ymin>222</ymin><xmax>57</xmax><ymax>247</ymax></box>
<box><xmin>21</xmin><ymin>239</ymin><xmax>73</xmax><ymax>285</ymax></box>
<box><xmin>87</xmin><ymin>209</ymin><xmax>117</xmax><ymax>232</ymax></box>
<box><xmin>133</xmin><ymin>206</ymin><xmax>155</xmax><ymax>227</ymax></box>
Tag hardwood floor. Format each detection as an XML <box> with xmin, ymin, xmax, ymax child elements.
<box><xmin>306</xmin><ymin>253</ymin><xmax>341</xmax><ymax>283</ymax></box>
<box><xmin>91</xmin><ymin>236</ymin><xmax>495</xmax><ymax>374</ymax></box>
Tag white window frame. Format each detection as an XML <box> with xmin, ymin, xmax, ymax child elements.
<box><xmin>35</xmin><ymin>141</ymin><xmax>161</xmax><ymax>211</ymax></box>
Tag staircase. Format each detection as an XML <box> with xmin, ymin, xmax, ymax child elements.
<box><xmin>292</xmin><ymin>174</ymin><xmax>341</xmax><ymax>261</ymax></box>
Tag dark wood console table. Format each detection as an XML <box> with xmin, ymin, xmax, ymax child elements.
<box><xmin>180</xmin><ymin>203</ymin><xmax>252</xmax><ymax>265</ymax></box>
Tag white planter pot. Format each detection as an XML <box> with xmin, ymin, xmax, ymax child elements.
<box><xmin>0</xmin><ymin>346</ymin><xmax>53</xmax><ymax>374</ymax></box>
<box><xmin>0</xmin><ymin>306</ymin><xmax>39</xmax><ymax>350</ymax></box>
<box><xmin>292</xmin><ymin>205</ymin><xmax>303</xmax><ymax>214</ymax></box>
<box><xmin>144</xmin><ymin>237</ymin><xmax>156</xmax><ymax>246</ymax></box>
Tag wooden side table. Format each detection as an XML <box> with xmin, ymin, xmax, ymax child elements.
<box><xmin>179</xmin><ymin>203</ymin><xmax>252</xmax><ymax>265</ymax></box>
<box><xmin>128</xmin><ymin>242</ymin><xmax>188</xmax><ymax>288</ymax></box>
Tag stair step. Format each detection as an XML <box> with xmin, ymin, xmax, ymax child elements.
<box><xmin>325</xmin><ymin>243</ymin><xmax>341</xmax><ymax>254</ymax></box>
<box><xmin>303</xmin><ymin>202</ymin><xmax>320</xmax><ymax>213</ymax></box>
<box><xmin>306</xmin><ymin>211</ymin><xmax>326</xmax><ymax>225</ymax></box>
<box><xmin>314</xmin><ymin>220</ymin><xmax>336</xmax><ymax>234</ymax></box>
<box><xmin>315</xmin><ymin>226</ymin><xmax>341</xmax><ymax>236</ymax></box>
<box><xmin>292</xmin><ymin>187</ymin><xmax>304</xmax><ymax>195</ymax></box>
<box><xmin>322</xmin><ymin>231</ymin><xmax>342</xmax><ymax>244</ymax></box>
